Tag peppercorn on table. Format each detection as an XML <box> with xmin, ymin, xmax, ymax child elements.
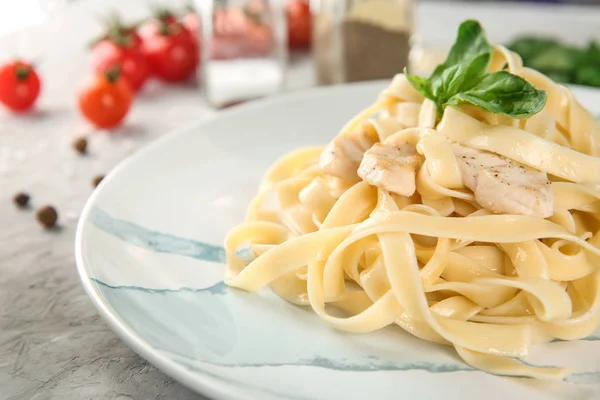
<box><xmin>1</xmin><ymin>1</ymin><xmax>600</xmax><ymax>399</ymax></box>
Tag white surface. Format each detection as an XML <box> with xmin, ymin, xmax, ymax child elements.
<box><xmin>0</xmin><ymin>0</ymin><xmax>56</xmax><ymax>37</ymax></box>
<box><xmin>2</xmin><ymin>0</ymin><xmax>600</xmax><ymax>399</ymax></box>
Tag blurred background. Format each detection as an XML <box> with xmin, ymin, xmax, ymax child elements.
<box><xmin>1</xmin><ymin>0</ymin><xmax>600</xmax><ymax>151</ymax></box>
<box><xmin>1</xmin><ymin>0</ymin><xmax>599</xmax><ymax>104</ymax></box>
<box><xmin>2</xmin><ymin>0</ymin><xmax>599</xmax><ymax>38</ymax></box>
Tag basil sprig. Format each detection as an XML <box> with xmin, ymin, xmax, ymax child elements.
<box><xmin>405</xmin><ymin>20</ymin><xmax>547</xmax><ymax>119</ymax></box>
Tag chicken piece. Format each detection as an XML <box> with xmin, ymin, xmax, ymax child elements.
<box><xmin>453</xmin><ymin>145</ymin><xmax>554</xmax><ymax>218</ymax></box>
<box><xmin>357</xmin><ymin>142</ymin><xmax>422</xmax><ymax>197</ymax></box>
<box><xmin>320</xmin><ymin>123</ymin><xmax>378</xmax><ymax>181</ymax></box>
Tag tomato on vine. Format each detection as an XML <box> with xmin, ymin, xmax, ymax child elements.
<box><xmin>91</xmin><ymin>18</ymin><xmax>149</xmax><ymax>92</ymax></box>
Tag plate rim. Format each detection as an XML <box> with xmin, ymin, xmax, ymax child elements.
<box><xmin>74</xmin><ymin>81</ymin><xmax>600</xmax><ymax>399</ymax></box>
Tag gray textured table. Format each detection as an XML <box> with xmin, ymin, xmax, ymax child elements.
<box><xmin>0</xmin><ymin>1</ymin><xmax>312</xmax><ymax>399</ymax></box>
<box><xmin>2</xmin><ymin>1</ymin><xmax>600</xmax><ymax>399</ymax></box>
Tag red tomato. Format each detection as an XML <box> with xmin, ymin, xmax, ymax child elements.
<box><xmin>78</xmin><ymin>68</ymin><xmax>133</xmax><ymax>129</ymax></box>
<box><xmin>0</xmin><ymin>61</ymin><xmax>41</xmax><ymax>112</ymax></box>
<box><xmin>92</xmin><ymin>40</ymin><xmax>150</xmax><ymax>92</ymax></box>
<box><xmin>287</xmin><ymin>0</ymin><xmax>311</xmax><ymax>50</ymax></box>
<box><xmin>143</xmin><ymin>22</ymin><xmax>199</xmax><ymax>82</ymax></box>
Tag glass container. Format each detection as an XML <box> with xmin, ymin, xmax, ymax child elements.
<box><xmin>198</xmin><ymin>0</ymin><xmax>288</xmax><ymax>108</ymax></box>
<box><xmin>313</xmin><ymin>0</ymin><xmax>415</xmax><ymax>85</ymax></box>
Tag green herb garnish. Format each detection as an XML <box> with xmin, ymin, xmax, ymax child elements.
<box><xmin>508</xmin><ymin>37</ymin><xmax>600</xmax><ymax>88</ymax></box>
<box><xmin>405</xmin><ymin>20</ymin><xmax>547</xmax><ymax>120</ymax></box>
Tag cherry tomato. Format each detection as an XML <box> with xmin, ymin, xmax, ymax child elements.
<box><xmin>92</xmin><ymin>39</ymin><xmax>150</xmax><ymax>92</ymax></box>
<box><xmin>142</xmin><ymin>22</ymin><xmax>199</xmax><ymax>82</ymax></box>
<box><xmin>287</xmin><ymin>0</ymin><xmax>311</xmax><ymax>50</ymax></box>
<box><xmin>78</xmin><ymin>68</ymin><xmax>133</xmax><ymax>129</ymax></box>
<box><xmin>0</xmin><ymin>61</ymin><xmax>41</xmax><ymax>112</ymax></box>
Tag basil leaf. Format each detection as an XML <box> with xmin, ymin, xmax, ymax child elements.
<box><xmin>429</xmin><ymin>64</ymin><xmax>446</xmax><ymax>98</ymax></box>
<box><xmin>439</xmin><ymin>52</ymin><xmax>491</xmax><ymax>101</ymax></box>
<box><xmin>430</xmin><ymin>20</ymin><xmax>492</xmax><ymax>100</ymax></box>
<box><xmin>445</xmin><ymin>20</ymin><xmax>492</xmax><ymax>67</ymax></box>
<box><xmin>446</xmin><ymin>71</ymin><xmax>547</xmax><ymax>118</ymax></box>
<box><xmin>404</xmin><ymin>69</ymin><xmax>435</xmax><ymax>101</ymax></box>
<box><xmin>405</xmin><ymin>20</ymin><xmax>547</xmax><ymax>120</ymax></box>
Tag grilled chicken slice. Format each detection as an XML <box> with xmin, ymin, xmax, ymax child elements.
<box><xmin>320</xmin><ymin>124</ymin><xmax>378</xmax><ymax>181</ymax></box>
<box><xmin>453</xmin><ymin>145</ymin><xmax>554</xmax><ymax>218</ymax></box>
<box><xmin>358</xmin><ymin>142</ymin><xmax>422</xmax><ymax>197</ymax></box>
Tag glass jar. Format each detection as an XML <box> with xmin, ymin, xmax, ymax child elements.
<box><xmin>314</xmin><ymin>0</ymin><xmax>415</xmax><ymax>85</ymax></box>
<box><xmin>197</xmin><ymin>0</ymin><xmax>287</xmax><ymax>108</ymax></box>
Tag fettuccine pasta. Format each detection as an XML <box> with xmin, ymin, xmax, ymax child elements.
<box><xmin>224</xmin><ymin>44</ymin><xmax>600</xmax><ymax>379</ymax></box>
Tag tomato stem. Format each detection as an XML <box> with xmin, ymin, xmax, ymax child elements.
<box><xmin>15</xmin><ymin>64</ymin><xmax>30</xmax><ymax>80</ymax></box>
<box><xmin>88</xmin><ymin>12</ymin><xmax>141</xmax><ymax>49</ymax></box>
<box><xmin>105</xmin><ymin>65</ymin><xmax>121</xmax><ymax>83</ymax></box>
<box><xmin>154</xmin><ymin>8</ymin><xmax>175</xmax><ymax>22</ymax></box>
<box><xmin>159</xmin><ymin>23</ymin><xmax>171</xmax><ymax>36</ymax></box>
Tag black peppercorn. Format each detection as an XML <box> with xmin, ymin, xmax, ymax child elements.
<box><xmin>13</xmin><ymin>192</ymin><xmax>30</xmax><ymax>208</ymax></box>
<box><xmin>36</xmin><ymin>205</ymin><xmax>58</xmax><ymax>229</ymax></box>
<box><xmin>72</xmin><ymin>136</ymin><xmax>88</xmax><ymax>154</ymax></box>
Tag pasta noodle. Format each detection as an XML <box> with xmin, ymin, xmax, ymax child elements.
<box><xmin>224</xmin><ymin>45</ymin><xmax>600</xmax><ymax>379</ymax></box>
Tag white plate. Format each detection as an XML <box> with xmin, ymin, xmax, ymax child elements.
<box><xmin>76</xmin><ymin>81</ymin><xmax>600</xmax><ymax>400</ymax></box>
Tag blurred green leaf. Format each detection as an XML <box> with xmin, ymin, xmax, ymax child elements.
<box><xmin>544</xmin><ymin>70</ymin><xmax>573</xmax><ymax>84</ymax></box>
<box><xmin>527</xmin><ymin>45</ymin><xmax>578</xmax><ymax>73</ymax></box>
<box><xmin>507</xmin><ymin>37</ymin><xmax>560</xmax><ymax>64</ymax></box>
<box><xmin>576</xmin><ymin>66</ymin><xmax>600</xmax><ymax>87</ymax></box>
<box><xmin>508</xmin><ymin>36</ymin><xmax>600</xmax><ymax>88</ymax></box>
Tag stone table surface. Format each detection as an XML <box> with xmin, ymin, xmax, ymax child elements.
<box><xmin>2</xmin><ymin>1</ymin><xmax>600</xmax><ymax>399</ymax></box>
